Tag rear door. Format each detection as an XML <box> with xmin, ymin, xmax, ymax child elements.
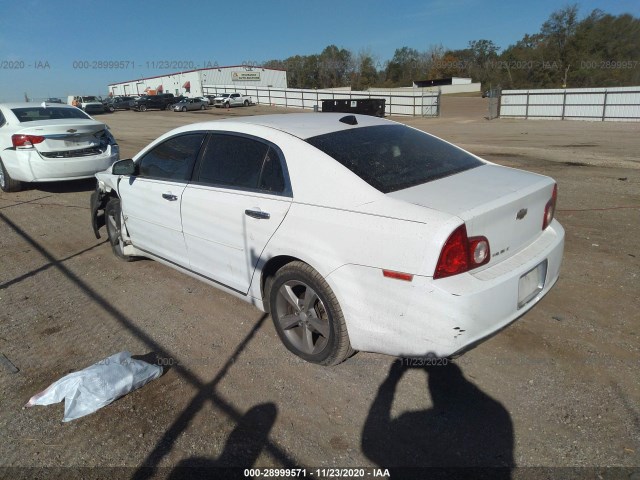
<box><xmin>118</xmin><ymin>132</ymin><xmax>207</xmax><ymax>266</ymax></box>
<box><xmin>181</xmin><ymin>133</ymin><xmax>292</xmax><ymax>294</ymax></box>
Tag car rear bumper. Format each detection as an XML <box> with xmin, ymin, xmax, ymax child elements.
<box><xmin>325</xmin><ymin>220</ymin><xmax>565</xmax><ymax>358</ymax></box>
<box><xmin>1</xmin><ymin>147</ymin><xmax>119</xmax><ymax>183</ymax></box>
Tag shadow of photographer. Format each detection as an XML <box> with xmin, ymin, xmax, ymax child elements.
<box><xmin>362</xmin><ymin>359</ymin><xmax>514</xmax><ymax>479</ymax></box>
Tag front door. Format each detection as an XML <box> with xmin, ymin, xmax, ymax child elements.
<box><xmin>119</xmin><ymin>132</ymin><xmax>206</xmax><ymax>266</ymax></box>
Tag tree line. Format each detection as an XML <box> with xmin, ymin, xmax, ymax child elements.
<box><xmin>262</xmin><ymin>5</ymin><xmax>639</xmax><ymax>90</ymax></box>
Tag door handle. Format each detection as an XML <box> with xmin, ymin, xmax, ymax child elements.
<box><xmin>245</xmin><ymin>209</ymin><xmax>270</xmax><ymax>220</ymax></box>
<box><xmin>162</xmin><ymin>193</ymin><xmax>178</xmax><ymax>201</ymax></box>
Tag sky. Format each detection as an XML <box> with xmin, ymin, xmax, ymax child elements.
<box><xmin>0</xmin><ymin>0</ymin><xmax>638</xmax><ymax>102</ymax></box>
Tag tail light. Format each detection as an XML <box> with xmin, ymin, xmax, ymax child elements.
<box><xmin>542</xmin><ymin>184</ymin><xmax>558</xmax><ymax>230</ymax></box>
<box><xmin>434</xmin><ymin>224</ymin><xmax>490</xmax><ymax>279</ymax></box>
<box><xmin>12</xmin><ymin>134</ymin><xmax>45</xmax><ymax>148</ymax></box>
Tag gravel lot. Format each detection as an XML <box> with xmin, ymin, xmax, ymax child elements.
<box><xmin>0</xmin><ymin>99</ymin><xmax>638</xmax><ymax>478</ymax></box>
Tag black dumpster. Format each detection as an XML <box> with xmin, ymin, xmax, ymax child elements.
<box><xmin>321</xmin><ymin>98</ymin><xmax>385</xmax><ymax>117</ymax></box>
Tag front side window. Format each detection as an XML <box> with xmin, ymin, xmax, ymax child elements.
<box><xmin>138</xmin><ymin>133</ymin><xmax>205</xmax><ymax>181</ymax></box>
<box><xmin>196</xmin><ymin>134</ymin><xmax>286</xmax><ymax>194</ymax></box>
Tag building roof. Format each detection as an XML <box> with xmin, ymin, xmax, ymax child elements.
<box><xmin>108</xmin><ymin>65</ymin><xmax>286</xmax><ymax>86</ymax></box>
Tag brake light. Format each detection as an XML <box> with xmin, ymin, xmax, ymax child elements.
<box><xmin>12</xmin><ymin>134</ymin><xmax>45</xmax><ymax>148</ymax></box>
<box><xmin>542</xmin><ymin>184</ymin><xmax>558</xmax><ymax>230</ymax></box>
<box><xmin>434</xmin><ymin>224</ymin><xmax>490</xmax><ymax>279</ymax></box>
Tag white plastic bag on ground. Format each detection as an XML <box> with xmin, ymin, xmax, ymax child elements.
<box><xmin>25</xmin><ymin>351</ymin><xmax>163</xmax><ymax>422</ymax></box>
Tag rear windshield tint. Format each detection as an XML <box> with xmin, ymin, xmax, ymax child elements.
<box><xmin>11</xmin><ymin>107</ymin><xmax>91</xmax><ymax>123</ymax></box>
<box><xmin>306</xmin><ymin>124</ymin><xmax>483</xmax><ymax>193</ymax></box>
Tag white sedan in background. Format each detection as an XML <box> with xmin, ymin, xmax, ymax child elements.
<box><xmin>90</xmin><ymin>113</ymin><xmax>564</xmax><ymax>365</ymax></box>
<box><xmin>0</xmin><ymin>102</ymin><xmax>119</xmax><ymax>192</ymax></box>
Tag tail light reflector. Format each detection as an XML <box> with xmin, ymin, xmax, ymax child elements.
<box><xmin>383</xmin><ymin>270</ymin><xmax>414</xmax><ymax>282</ymax></box>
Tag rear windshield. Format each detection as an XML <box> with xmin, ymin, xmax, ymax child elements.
<box><xmin>306</xmin><ymin>124</ymin><xmax>483</xmax><ymax>193</ymax></box>
<box><xmin>11</xmin><ymin>107</ymin><xmax>91</xmax><ymax>123</ymax></box>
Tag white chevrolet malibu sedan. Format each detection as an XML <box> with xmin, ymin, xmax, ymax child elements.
<box><xmin>0</xmin><ymin>103</ymin><xmax>119</xmax><ymax>192</ymax></box>
<box><xmin>91</xmin><ymin>113</ymin><xmax>564</xmax><ymax>365</ymax></box>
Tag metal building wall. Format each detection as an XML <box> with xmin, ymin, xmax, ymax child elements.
<box><xmin>108</xmin><ymin>67</ymin><xmax>287</xmax><ymax>97</ymax></box>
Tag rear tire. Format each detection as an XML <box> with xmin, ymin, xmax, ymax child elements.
<box><xmin>105</xmin><ymin>198</ymin><xmax>133</xmax><ymax>261</ymax></box>
<box><xmin>0</xmin><ymin>158</ymin><xmax>22</xmax><ymax>192</ymax></box>
<box><xmin>269</xmin><ymin>261</ymin><xmax>353</xmax><ymax>365</ymax></box>
<box><xmin>201</xmin><ymin>104</ymin><xmax>205</xmax><ymax>110</ymax></box>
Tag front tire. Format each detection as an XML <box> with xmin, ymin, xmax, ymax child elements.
<box><xmin>139</xmin><ymin>104</ymin><xmax>147</xmax><ymax>112</ymax></box>
<box><xmin>244</xmin><ymin>100</ymin><xmax>249</xmax><ymax>107</ymax></box>
<box><xmin>0</xmin><ymin>158</ymin><xmax>22</xmax><ymax>192</ymax></box>
<box><xmin>269</xmin><ymin>262</ymin><xmax>353</xmax><ymax>365</ymax></box>
<box><xmin>105</xmin><ymin>198</ymin><xmax>133</xmax><ymax>261</ymax></box>
<box><xmin>182</xmin><ymin>107</ymin><xmax>187</xmax><ymax>112</ymax></box>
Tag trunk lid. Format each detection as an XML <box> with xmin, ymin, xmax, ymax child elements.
<box><xmin>388</xmin><ymin>164</ymin><xmax>555</xmax><ymax>267</ymax></box>
<box><xmin>17</xmin><ymin>120</ymin><xmax>109</xmax><ymax>155</ymax></box>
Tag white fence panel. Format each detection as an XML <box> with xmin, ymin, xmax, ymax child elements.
<box><xmin>530</xmin><ymin>94</ymin><xmax>564</xmax><ymax>105</ymax></box>
<box><xmin>500</xmin><ymin>87</ymin><xmax>640</xmax><ymax>121</ymax></box>
<box><xmin>201</xmin><ymin>84</ymin><xmax>439</xmax><ymax>116</ymax></box>
<box><xmin>564</xmin><ymin>105</ymin><xmax>602</xmax><ymax>118</ymax></box>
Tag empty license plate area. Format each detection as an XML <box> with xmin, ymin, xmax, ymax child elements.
<box><xmin>518</xmin><ymin>259</ymin><xmax>548</xmax><ymax>309</ymax></box>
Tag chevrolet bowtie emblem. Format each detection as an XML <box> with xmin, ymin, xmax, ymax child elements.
<box><xmin>516</xmin><ymin>208</ymin><xmax>528</xmax><ymax>220</ymax></box>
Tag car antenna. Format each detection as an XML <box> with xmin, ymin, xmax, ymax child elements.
<box><xmin>339</xmin><ymin>115</ymin><xmax>358</xmax><ymax>125</ymax></box>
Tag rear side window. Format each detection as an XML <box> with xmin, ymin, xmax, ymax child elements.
<box><xmin>196</xmin><ymin>134</ymin><xmax>286</xmax><ymax>194</ymax></box>
<box><xmin>138</xmin><ymin>133</ymin><xmax>205</xmax><ymax>181</ymax></box>
<box><xmin>306</xmin><ymin>124</ymin><xmax>483</xmax><ymax>193</ymax></box>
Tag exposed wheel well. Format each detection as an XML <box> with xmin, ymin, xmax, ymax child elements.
<box><xmin>260</xmin><ymin>255</ymin><xmax>301</xmax><ymax>312</ymax></box>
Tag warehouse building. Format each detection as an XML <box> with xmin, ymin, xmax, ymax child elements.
<box><xmin>107</xmin><ymin>65</ymin><xmax>287</xmax><ymax>97</ymax></box>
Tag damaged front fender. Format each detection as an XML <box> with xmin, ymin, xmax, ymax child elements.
<box><xmin>90</xmin><ymin>186</ymin><xmax>107</xmax><ymax>239</ymax></box>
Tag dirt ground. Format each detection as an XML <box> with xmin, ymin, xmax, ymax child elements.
<box><xmin>0</xmin><ymin>99</ymin><xmax>638</xmax><ymax>478</ymax></box>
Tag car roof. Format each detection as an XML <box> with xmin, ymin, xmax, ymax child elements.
<box><xmin>0</xmin><ymin>102</ymin><xmax>76</xmax><ymax>109</ymax></box>
<box><xmin>190</xmin><ymin>113</ymin><xmax>393</xmax><ymax>140</ymax></box>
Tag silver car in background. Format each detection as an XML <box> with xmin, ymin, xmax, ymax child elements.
<box><xmin>172</xmin><ymin>98</ymin><xmax>208</xmax><ymax>112</ymax></box>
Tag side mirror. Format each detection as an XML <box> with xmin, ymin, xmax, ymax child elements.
<box><xmin>112</xmin><ymin>158</ymin><xmax>135</xmax><ymax>176</ymax></box>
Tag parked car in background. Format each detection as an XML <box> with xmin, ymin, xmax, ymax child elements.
<box><xmin>0</xmin><ymin>103</ymin><xmax>119</xmax><ymax>192</ymax></box>
<box><xmin>67</xmin><ymin>96</ymin><xmax>105</xmax><ymax>115</ymax></box>
<box><xmin>104</xmin><ymin>96</ymin><xmax>135</xmax><ymax>112</ymax></box>
<box><xmin>172</xmin><ymin>98</ymin><xmax>208</xmax><ymax>112</ymax></box>
<box><xmin>90</xmin><ymin>113</ymin><xmax>563</xmax><ymax>366</ymax></box>
<box><xmin>130</xmin><ymin>94</ymin><xmax>182</xmax><ymax>111</ymax></box>
<box><xmin>213</xmin><ymin>92</ymin><xmax>252</xmax><ymax>108</ymax></box>
<box><xmin>44</xmin><ymin>98</ymin><xmax>64</xmax><ymax>104</ymax></box>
